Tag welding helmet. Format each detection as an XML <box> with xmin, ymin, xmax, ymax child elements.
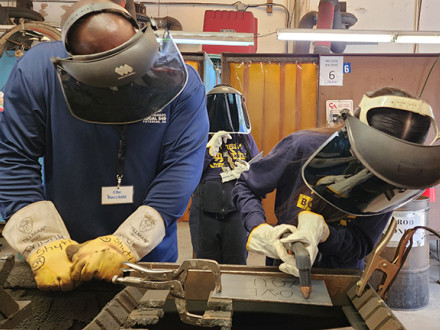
<box><xmin>207</xmin><ymin>84</ymin><xmax>251</xmax><ymax>134</ymax></box>
<box><xmin>302</xmin><ymin>113</ymin><xmax>440</xmax><ymax>216</ymax></box>
<box><xmin>358</xmin><ymin>94</ymin><xmax>439</xmax><ymax>144</ymax></box>
<box><xmin>51</xmin><ymin>0</ymin><xmax>187</xmax><ymax>124</ymax></box>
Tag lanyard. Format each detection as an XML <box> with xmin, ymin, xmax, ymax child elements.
<box><xmin>113</xmin><ymin>125</ymin><xmax>127</xmax><ymax>188</ymax></box>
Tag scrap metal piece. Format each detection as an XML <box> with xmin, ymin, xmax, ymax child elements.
<box><xmin>347</xmin><ymin>282</ymin><xmax>404</xmax><ymax>329</ymax></box>
<box><xmin>113</xmin><ymin>259</ymin><xmax>230</xmax><ymax>328</ymax></box>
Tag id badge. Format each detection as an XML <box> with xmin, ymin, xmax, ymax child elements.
<box><xmin>101</xmin><ymin>186</ymin><xmax>134</xmax><ymax>205</ymax></box>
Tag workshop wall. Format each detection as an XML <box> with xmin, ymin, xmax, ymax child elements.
<box><xmin>1</xmin><ymin>0</ymin><xmax>440</xmax><ymax>54</ymax></box>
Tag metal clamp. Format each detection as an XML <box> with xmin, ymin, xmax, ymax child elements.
<box><xmin>113</xmin><ymin>259</ymin><xmax>230</xmax><ymax>328</ymax></box>
<box><xmin>356</xmin><ymin>218</ymin><xmax>430</xmax><ymax>299</ymax></box>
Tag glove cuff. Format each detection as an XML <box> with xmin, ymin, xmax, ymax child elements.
<box><xmin>2</xmin><ymin>201</ymin><xmax>71</xmax><ymax>259</ymax></box>
<box><xmin>113</xmin><ymin>205</ymin><xmax>166</xmax><ymax>260</ymax></box>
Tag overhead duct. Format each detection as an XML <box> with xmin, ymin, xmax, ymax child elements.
<box><xmin>134</xmin><ymin>1</ymin><xmax>182</xmax><ymax>31</ymax></box>
<box><xmin>294</xmin><ymin>0</ymin><xmax>357</xmax><ymax>54</ymax></box>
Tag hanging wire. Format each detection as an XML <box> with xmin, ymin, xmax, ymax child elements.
<box><xmin>418</xmin><ymin>54</ymin><xmax>440</xmax><ymax>99</ymax></box>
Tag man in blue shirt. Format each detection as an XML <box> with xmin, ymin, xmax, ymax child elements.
<box><xmin>0</xmin><ymin>0</ymin><xmax>208</xmax><ymax>291</ymax></box>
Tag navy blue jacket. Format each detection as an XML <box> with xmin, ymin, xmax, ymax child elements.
<box><xmin>0</xmin><ymin>41</ymin><xmax>209</xmax><ymax>262</ymax></box>
<box><xmin>232</xmin><ymin>130</ymin><xmax>390</xmax><ymax>269</ymax></box>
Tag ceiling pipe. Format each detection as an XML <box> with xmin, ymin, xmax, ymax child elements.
<box><xmin>330</xmin><ymin>1</ymin><xmax>357</xmax><ymax>53</ymax></box>
<box><xmin>314</xmin><ymin>0</ymin><xmax>339</xmax><ymax>54</ymax></box>
<box><xmin>135</xmin><ymin>1</ymin><xmax>183</xmax><ymax>30</ymax></box>
<box><xmin>293</xmin><ymin>1</ymin><xmax>357</xmax><ymax>54</ymax></box>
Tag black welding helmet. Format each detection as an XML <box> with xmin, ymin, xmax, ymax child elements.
<box><xmin>207</xmin><ymin>84</ymin><xmax>251</xmax><ymax>134</ymax></box>
<box><xmin>51</xmin><ymin>0</ymin><xmax>187</xmax><ymax>124</ymax></box>
<box><xmin>302</xmin><ymin>114</ymin><xmax>440</xmax><ymax>216</ymax></box>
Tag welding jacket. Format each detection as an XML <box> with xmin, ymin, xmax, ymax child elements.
<box><xmin>0</xmin><ymin>41</ymin><xmax>209</xmax><ymax>262</ymax></box>
<box><xmin>232</xmin><ymin>130</ymin><xmax>391</xmax><ymax>269</ymax></box>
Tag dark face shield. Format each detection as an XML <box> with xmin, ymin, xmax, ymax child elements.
<box><xmin>51</xmin><ymin>28</ymin><xmax>187</xmax><ymax>124</ymax></box>
<box><xmin>302</xmin><ymin>115</ymin><xmax>440</xmax><ymax>216</ymax></box>
<box><xmin>207</xmin><ymin>91</ymin><xmax>251</xmax><ymax>134</ymax></box>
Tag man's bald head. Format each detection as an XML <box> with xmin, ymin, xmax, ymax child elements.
<box><xmin>67</xmin><ymin>12</ymin><xmax>136</xmax><ymax>55</ymax></box>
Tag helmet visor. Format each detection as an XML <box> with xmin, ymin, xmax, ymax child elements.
<box><xmin>207</xmin><ymin>92</ymin><xmax>251</xmax><ymax>134</ymax></box>
<box><xmin>52</xmin><ymin>29</ymin><xmax>187</xmax><ymax>124</ymax></box>
<box><xmin>302</xmin><ymin>115</ymin><xmax>440</xmax><ymax>216</ymax></box>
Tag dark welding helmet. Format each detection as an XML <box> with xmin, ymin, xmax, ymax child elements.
<box><xmin>207</xmin><ymin>84</ymin><xmax>251</xmax><ymax>134</ymax></box>
<box><xmin>51</xmin><ymin>0</ymin><xmax>187</xmax><ymax>124</ymax></box>
<box><xmin>302</xmin><ymin>114</ymin><xmax>440</xmax><ymax>216</ymax></box>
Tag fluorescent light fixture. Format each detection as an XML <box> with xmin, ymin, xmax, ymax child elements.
<box><xmin>277</xmin><ymin>29</ymin><xmax>394</xmax><ymax>43</ymax></box>
<box><xmin>395</xmin><ymin>31</ymin><xmax>440</xmax><ymax>44</ymax></box>
<box><xmin>156</xmin><ymin>30</ymin><xmax>254</xmax><ymax>46</ymax></box>
<box><xmin>277</xmin><ymin>28</ymin><xmax>440</xmax><ymax>44</ymax></box>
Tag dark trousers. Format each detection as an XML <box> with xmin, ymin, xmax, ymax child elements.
<box><xmin>189</xmin><ymin>202</ymin><xmax>248</xmax><ymax>265</ymax></box>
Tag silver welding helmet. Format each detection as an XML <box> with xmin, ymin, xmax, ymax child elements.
<box><xmin>207</xmin><ymin>84</ymin><xmax>251</xmax><ymax>134</ymax></box>
<box><xmin>51</xmin><ymin>0</ymin><xmax>187</xmax><ymax>124</ymax></box>
<box><xmin>302</xmin><ymin>114</ymin><xmax>440</xmax><ymax>216</ymax></box>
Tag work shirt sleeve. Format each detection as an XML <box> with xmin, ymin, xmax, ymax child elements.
<box><xmin>0</xmin><ymin>56</ymin><xmax>47</xmax><ymax>219</ymax></box>
<box><xmin>318</xmin><ymin>212</ymin><xmax>391</xmax><ymax>269</ymax></box>
<box><xmin>232</xmin><ymin>135</ymin><xmax>304</xmax><ymax>232</ymax></box>
<box><xmin>143</xmin><ymin>66</ymin><xmax>209</xmax><ymax>227</ymax></box>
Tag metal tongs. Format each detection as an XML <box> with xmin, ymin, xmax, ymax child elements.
<box><xmin>112</xmin><ymin>259</ymin><xmax>231</xmax><ymax>328</ymax></box>
<box><xmin>355</xmin><ymin>218</ymin><xmax>434</xmax><ymax>299</ymax></box>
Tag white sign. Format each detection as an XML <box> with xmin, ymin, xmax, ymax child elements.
<box><xmin>325</xmin><ymin>99</ymin><xmax>353</xmax><ymax>125</ymax></box>
<box><xmin>388</xmin><ymin>210</ymin><xmax>426</xmax><ymax>247</ymax></box>
<box><xmin>319</xmin><ymin>56</ymin><xmax>343</xmax><ymax>86</ymax></box>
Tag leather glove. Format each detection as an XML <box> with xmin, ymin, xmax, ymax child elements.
<box><xmin>68</xmin><ymin>205</ymin><xmax>165</xmax><ymax>282</ymax></box>
<box><xmin>279</xmin><ymin>211</ymin><xmax>329</xmax><ymax>276</ymax></box>
<box><xmin>2</xmin><ymin>201</ymin><xmax>79</xmax><ymax>291</ymax></box>
<box><xmin>207</xmin><ymin>130</ymin><xmax>232</xmax><ymax>157</ymax></box>
<box><xmin>246</xmin><ymin>223</ymin><xmax>298</xmax><ymax>264</ymax></box>
<box><xmin>68</xmin><ymin>235</ymin><xmax>136</xmax><ymax>282</ymax></box>
<box><xmin>220</xmin><ymin>160</ymin><xmax>250</xmax><ymax>182</ymax></box>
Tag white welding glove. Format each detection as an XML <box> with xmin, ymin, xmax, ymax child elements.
<box><xmin>207</xmin><ymin>130</ymin><xmax>232</xmax><ymax>157</ymax></box>
<box><xmin>220</xmin><ymin>160</ymin><xmax>250</xmax><ymax>182</ymax></box>
<box><xmin>2</xmin><ymin>201</ymin><xmax>79</xmax><ymax>291</ymax></box>
<box><xmin>246</xmin><ymin>223</ymin><xmax>298</xmax><ymax>266</ymax></box>
<box><xmin>279</xmin><ymin>211</ymin><xmax>329</xmax><ymax>276</ymax></box>
<box><xmin>68</xmin><ymin>205</ymin><xmax>165</xmax><ymax>282</ymax></box>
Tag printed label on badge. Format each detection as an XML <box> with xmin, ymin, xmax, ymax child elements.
<box><xmin>102</xmin><ymin>186</ymin><xmax>134</xmax><ymax>205</ymax></box>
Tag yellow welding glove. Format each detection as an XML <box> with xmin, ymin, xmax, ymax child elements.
<box><xmin>2</xmin><ymin>201</ymin><xmax>79</xmax><ymax>291</ymax></box>
<box><xmin>28</xmin><ymin>238</ymin><xmax>79</xmax><ymax>291</ymax></box>
<box><xmin>69</xmin><ymin>235</ymin><xmax>137</xmax><ymax>282</ymax></box>
<box><xmin>69</xmin><ymin>205</ymin><xmax>165</xmax><ymax>282</ymax></box>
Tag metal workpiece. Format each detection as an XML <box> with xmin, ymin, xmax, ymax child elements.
<box><xmin>99</xmin><ymin>260</ymin><xmax>406</xmax><ymax>329</ymax></box>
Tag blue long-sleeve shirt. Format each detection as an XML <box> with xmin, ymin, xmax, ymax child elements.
<box><xmin>0</xmin><ymin>41</ymin><xmax>209</xmax><ymax>262</ymax></box>
<box><xmin>232</xmin><ymin>130</ymin><xmax>390</xmax><ymax>269</ymax></box>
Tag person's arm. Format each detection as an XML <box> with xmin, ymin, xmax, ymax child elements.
<box><xmin>0</xmin><ymin>44</ymin><xmax>79</xmax><ymax>291</ymax></box>
<box><xmin>318</xmin><ymin>213</ymin><xmax>391</xmax><ymax>268</ymax></box>
<box><xmin>143</xmin><ymin>66</ymin><xmax>209</xmax><ymax>227</ymax></box>
<box><xmin>0</xmin><ymin>48</ymin><xmax>50</xmax><ymax>219</ymax></box>
<box><xmin>232</xmin><ymin>135</ymin><xmax>304</xmax><ymax>232</ymax></box>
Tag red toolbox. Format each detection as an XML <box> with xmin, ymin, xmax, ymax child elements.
<box><xmin>202</xmin><ymin>10</ymin><xmax>258</xmax><ymax>54</ymax></box>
